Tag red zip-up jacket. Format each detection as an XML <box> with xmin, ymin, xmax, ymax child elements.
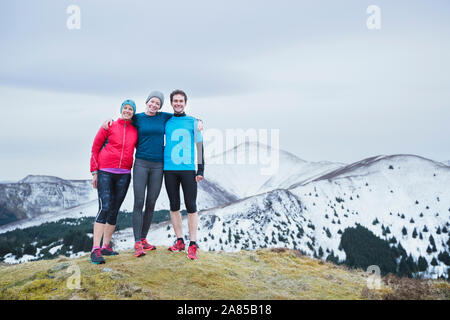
<box><xmin>90</xmin><ymin>118</ymin><xmax>138</xmax><ymax>173</ymax></box>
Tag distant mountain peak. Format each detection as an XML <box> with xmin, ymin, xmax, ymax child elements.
<box><xmin>19</xmin><ymin>175</ymin><xmax>66</xmax><ymax>184</ymax></box>
<box><xmin>207</xmin><ymin>140</ymin><xmax>307</xmax><ymax>163</ymax></box>
<box><xmin>311</xmin><ymin>153</ymin><xmax>449</xmax><ymax>182</ymax></box>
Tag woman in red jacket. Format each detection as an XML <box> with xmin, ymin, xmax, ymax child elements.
<box><xmin>89</xmin><ymin>99</ymin><xmax>138</xmax><ymax>264</ymax></box>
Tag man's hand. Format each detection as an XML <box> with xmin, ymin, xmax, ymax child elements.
<box><xmin>92</xmin><ymin>173</ymin><xmax>98</xmax><ymax>189</ymax></box>
<box><xmin>197</xmin><ymin>120</ymin><xmax>203</xmax><ymax>131</ymax></box>
<box><xmin>102</xmin><ymin>118</ymin><xmax>114</xmax><ymax>130</ymax></box>
<box><xmin>195</xmin><ymin>175</ymin><xmax>203</xmax><ymax>183</ymax></box>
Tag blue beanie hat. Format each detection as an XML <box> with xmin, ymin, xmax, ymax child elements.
<box><xmin>145</xmin><ymin>90</ymin><xmax>164</xmax><ymax>107</ymax></box>
<box><xmin>121</xmin><ymin>99</ymin><xmax>136</xmax><ymax>114</ymax></box>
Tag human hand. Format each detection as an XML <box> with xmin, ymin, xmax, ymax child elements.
<box><xmin>197</xmin><ymin>120</ymin><xmax>203</xmax><ymax>131</ymax></box>
<box><xmin>195</xmin><ymin>175</ymin><xmax>203</xmax><ymax>183</ymax></box>
<box><xmin>102</xmin><ymin>118</ymin><xmax>114</xmax><ymax>130</ymax></box>
<box><xmin>92</xmin><ymin>173</ymin><xmax>98</xmax><ymax>189</ymax></box>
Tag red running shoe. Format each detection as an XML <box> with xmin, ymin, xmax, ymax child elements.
<box><xmin>141</xmin><ymin>239</ymin><xmax>156</xmax><ymax>251</ymax></box>
<box><xmin>168</xmin><ymin>239</ymin><xmax>185</xmax><ymax>252</ymax></box>
<box><xmin>134</xmin><ymin>241</ymin><xmax>146</xmax><ymax>257</ymax></box>
<box><xmin>187</xmin><ymin>244</ymin><xmax>198</xmax><ymax>260</ymax></box>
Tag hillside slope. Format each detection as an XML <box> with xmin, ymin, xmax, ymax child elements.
<box><xmin>0</xmin><ymin>248</ymin><xmax>448</xmax><ymax>300</ymax></box>
<box><xmin>0</xmin><ymin>176</ymin><xmax>95</xmax><ymax>224</ymax></box>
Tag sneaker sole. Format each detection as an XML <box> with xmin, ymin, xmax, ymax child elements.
<box><xmin>90</xmin><ymin>260</ymin><xmax>105</xmax><ymax>264</ymax></box>
<box><xmin>168</xmin><ymin>248</ymin><xmax>185</xmax><ymax>252</ymax></box>
<box><xmin>135</xmin><ymin>252</ymin><xmax>146</xmax><ymax>257</ymax></box>
<box><xmin>143</xmin><ymin>247</ymin><xmax>156</xmax><ymax>251</ymax></box>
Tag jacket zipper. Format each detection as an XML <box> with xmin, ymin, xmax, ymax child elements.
<box><xmin>119</xmin><ymin>122</ymin><xmax>126</xmax><ymax>168</ymax></box>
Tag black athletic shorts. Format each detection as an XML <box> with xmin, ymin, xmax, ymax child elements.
<box><xmin>164</xmin><ymin>170</ymin><xmax>197</xmax><ymax>213</ymax></box>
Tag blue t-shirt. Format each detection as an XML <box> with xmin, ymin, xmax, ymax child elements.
<box><xmin>133</xmin><ymin>112</ymin><xmax>172</xmax><ymax>162</ymax></box>
<box><xmin>164</xmin><ymin>115</ymin><xmax>203</xmax><ymax>171</ymax></box>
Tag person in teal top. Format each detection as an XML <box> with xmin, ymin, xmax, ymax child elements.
<box><xmin>133</xmin><ymin>111</ymin><xmax>172</xmax><ymax>162</ymax></box>
<box><xmin>164</xmin><ymin>115</ymin><xmax>203</xmax><ymax>172</ymax></box>
<box><xmin>102</xmin><ymin>91</ymin><xmax>203</xmax><ymax>257</ymax></box>
<box><xmin>165</xmin><ymin>89</ymin><xmax>204</xmax><ymax>261</ymax></box>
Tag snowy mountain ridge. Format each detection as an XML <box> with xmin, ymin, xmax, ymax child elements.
<box><xmin>0</xmin><ymin>176</ymin><xmax>96</xmax><ymax>222</ymax></box>
<box><xmin>110</xmin><ymin>152</ymin><xmax>450</xmax><ymax>279</ymax></box>
<box><xmin>1</xmin><ymin>146</ymin><xmax>449</xmax><ymax>279</ymax></box>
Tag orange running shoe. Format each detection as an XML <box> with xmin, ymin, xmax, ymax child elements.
<box><xmin>168</xmin><ymin>238</ymin><xmax>185</xmax><ymax>252</ymax></box>
<box><xmin>134</xmin><ymin>241</ymin><xmax>146</xmax><ymax>257</ymax></box>
<box><xmin>187</xmin><ymin>244</ymin><xmax>198</xmax><ymax>260</ymax></box>
<box><xmin>141</xmin><ymin>239</ymin><xmax>156</xmax><ymax>251</ymax></box>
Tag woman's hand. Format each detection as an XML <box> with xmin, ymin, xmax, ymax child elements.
<box><xmin>102</xmin><ymin>118</ymin><xmax>114</xmax><ymax>130</ymax></box>
<box><xmin>197</xmin><ymin>120</ymin><xmax>203</xmax><ymax>131</ymax></box>
<box><xmin>92</xmin><ymin>173</ymin><xmax>98</xmax><ymax>189</ymax></box>
<box><xmin>195</xmin><ymin>175</ymin><xmax>203</xmax><ymax>183</ymax></box>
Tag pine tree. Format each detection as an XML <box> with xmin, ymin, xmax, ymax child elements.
<box><xmin>418</xmin><ymin>256</ymin><xmax>428</xmax><ymax>272</ymax></box>
<box><xmin>431</xmin><ymin>258</ymin><xmax>438</xmax><ymax>266</ymax></box>
<box><xmin>318</xmin><ymin>246</ymin><xmax>324</xmax><ymax>258</ymax></box>
<box><xmin>398</xmin><ymin>257</ymin><xmax>412</xmax><ymax>278</ymax></box>
<box><xmin>326</xmin><ymin>251</ymin><xmax>339</xmax><ymax>264</ymax></box>
<box><xmin>412</xmin><ymin>228</ymin><xmax>418</xmax><ymax>238</ymax></box>
<box><xmin>402</xmin><ymin>226</ymin><xmax>407</xmax><ymax>236</ymax></box>
<box><xmin>429</xmin><ymin>235</ymin><xmax>437</xmax><ymax>252</ymax></box>
<box><xmin>438</xmin><ymin>251</ymin><xmax>450</xmax><ymax>266</ymax></box>
<box><xmin>340</xmin><ymin>224</ymin><xmax>397</xmax><ymax>276</ymax></box>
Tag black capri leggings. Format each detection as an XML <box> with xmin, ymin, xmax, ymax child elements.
<box><xmin>95</xmin><ymin>170</ymin><xmax>131</xmax><ymax>225</ymax></box>
<box><xmin>164</xmin><ymin>171</ymin><xmax>198</xmax><ymax>214</ymax></box>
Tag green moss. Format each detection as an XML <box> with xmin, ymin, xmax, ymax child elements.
<box><xmin>0</xmin><ymin>248</ymin><xmax>447</xmax><ymax>300</ymax></box>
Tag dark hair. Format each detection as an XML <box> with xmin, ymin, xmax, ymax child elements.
<box><xmin>170</xmin><ymin>89</ymin><xmax>188</xmax><ymax>104</ymax></box>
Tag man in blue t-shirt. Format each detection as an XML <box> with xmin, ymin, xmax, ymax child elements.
<box><xmin>164</xmin><ymin>89</ymin><xmax>204</xmax><ymax>260</ymax></box>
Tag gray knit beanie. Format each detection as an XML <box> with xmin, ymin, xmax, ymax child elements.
<box><xmin>145</xmin><ymin>90</ymin><xmax>164</xmax><ymax>107</ymax></box>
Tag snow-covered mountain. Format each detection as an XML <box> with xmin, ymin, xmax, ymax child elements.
<box><xmin>112</xmin><ymin>154</ymin><xmax>450</xmax><ymax>279</ymax></box>
<box><xmin>0</xmin><ymin>142</ymin><xmax>341</xmax><ymax>231</ymax></box>
<box><xmin>0</xmin><ymin>176</ymin><xmax>238</xmax><ymax>233</ymax></box>
<box><xmin>2</xmin><ymin>147</ymin><xmax>449</xmax><ymax>279</ymax></box>
<box><xmin>0</xmin><ymin>175</ymin><xmax>96</xmax><ymax>223</ymax></box>
<box><xmin>205</xmin><ymin>142</ymin><xmax>346</xmax><ymax>198</ymax></box>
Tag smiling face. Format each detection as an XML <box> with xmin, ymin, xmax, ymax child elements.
<box><xmin>146</xmin><ymin>97</ymin><xmax>161</xmax><ymax>115</ymax></box>
<box><xmin>171</xmin><ymin>94</ymin><xmax>186</xmax><ymax>114</ymax></box>
<box><xmin>121</xmin><ymin>104</ymin><xmax>134</xmax><ymax>120</ymax></box>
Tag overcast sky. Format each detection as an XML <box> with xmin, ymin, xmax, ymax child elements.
<box><xmin>1</xmin><ymin>0</ymin><xmax>449</xmax><ymax>181</ymax></box>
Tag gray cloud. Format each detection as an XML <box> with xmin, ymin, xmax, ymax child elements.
<box><xmin>0</xmin><ymin>0</ymin><xmax>449</xmax><ymax>180</ymax></box>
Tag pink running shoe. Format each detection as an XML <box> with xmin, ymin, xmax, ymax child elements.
<box><xmin>141</xmin><ymin>239</ymin><xmax>156</xmax><ymax>251</ymax></box>
<box><xmin>168</xmin><ymin>239</ymin><xmax>185</xmax><ymax>252</ymax></box>
<box><xmin>187</xmin><ymin>244</ymin><xmax>198</xmax><ymax>260</ymax></box>
<box><xmin>134</xmin><ymin>241</ymin><xmax>146</xmax><ymax>257</ymax></box>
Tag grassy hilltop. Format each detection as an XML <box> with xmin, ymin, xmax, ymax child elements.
<box><xmin>0</xmin><ymin>248</ymin><xmax>449</xmax><ymax>300</ymax></box>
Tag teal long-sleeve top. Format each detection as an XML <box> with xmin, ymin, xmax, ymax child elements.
<box><xmin>133</xmin><ymin>111</ymin><xmax>173</xmax><ymax>162</ymax></box>
<box><xmin>163</xmin><ymin>112</ymin><xmax>204</xmax><ymax>175</ymax></box>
